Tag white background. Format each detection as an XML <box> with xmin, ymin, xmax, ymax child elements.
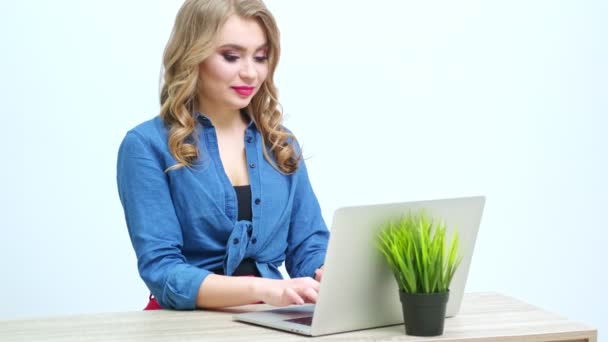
<box><xmin>0</xmin><ymin>0</ymin><xmax>606</xmax><ymax>337</ymax></box>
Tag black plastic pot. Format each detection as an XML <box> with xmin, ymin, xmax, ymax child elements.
<box><xmin>399</xmin><ymin>290</ymin><xmax>449</xmax><ymax>336</ymax></box>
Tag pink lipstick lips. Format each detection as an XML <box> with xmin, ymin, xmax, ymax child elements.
<box><xmin>231</xmin><ymin>86</ymin><xmax>255</xmax><ymax>97</ymax></box>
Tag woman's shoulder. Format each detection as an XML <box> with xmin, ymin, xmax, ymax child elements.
<box><xmin>127</xmin><ymin>115</ymin><xmax>167</xmax><ymax>140</ymax></box>
<box><xmin>119</xmin><ymin>115</ymin><xmax>170</xmax><ymax>158</ymax></box>
<box><xmin>279</xmin><ymin>125</ymin><xmax>302</xmax><ymax>152</ymax></box>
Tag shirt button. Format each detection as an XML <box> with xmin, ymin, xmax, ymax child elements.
<box><xmin>254</xmin><ymin>198</ymin><xmax>261</xmax><ymax>205</ymax></box>
<box><xmin>249</xmin><ymin>163</ymin><xmax>256</xmax><ymax>168</ymax></box>
<box><xmin>251</xmin><ymin>237</ymin><xmax>257</xmax><ymax>244</ymax></box>
<box><xmin>233</xmin><ymin>238</ymin><xmax>239</xmax><ymax>245</ymax></box>
<box><xmin>246</xmin><ymin>136</ymin><xmax>253</xmax><ymax>143</ymax></box>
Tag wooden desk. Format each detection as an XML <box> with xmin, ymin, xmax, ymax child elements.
<box><xmin>0</xmin><ymin>292</ymin><xmax>596</xmax><ymax>341</ymax></box>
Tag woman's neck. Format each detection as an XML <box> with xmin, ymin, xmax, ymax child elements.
<box><xmin>198</xmin><ymin>105</ymin><xmax>247</xmax><ymax>132</ymax></box>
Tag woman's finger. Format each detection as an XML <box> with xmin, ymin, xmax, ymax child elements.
<box><xmin>295</xmin><ymin>277</ymin><xmax>320</xmax><ymax>292</ymax></box>
<box><xmin>283</xmin><ymin>287</ymin><xmax>305</xmax><ymax>305</ymax></box>
<box><xmin>298</xmin><ymin>287</ymin><xmax>318</xmax><ymax>304</ymax></box>
<box><xmin>315</xmin><ymin>268</ymin><xmax>324</xmax><ymax>282</ymax></box>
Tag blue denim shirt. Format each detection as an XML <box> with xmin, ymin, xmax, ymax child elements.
<box><xmin>116</xmin><ymin>114</ymin><xmax>329</xmax><ymax>310</ymax></box>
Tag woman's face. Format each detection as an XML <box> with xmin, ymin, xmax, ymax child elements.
<box><xmin>198</xmin><ymin>14</ymin><xmax>269</xmax><ymax>116</ymax></box>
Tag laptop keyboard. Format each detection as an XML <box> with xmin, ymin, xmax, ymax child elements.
<box><xmin>285</xmin><ymin>316</ymin><xmax>313</xmax><ymax>326</ymax></box>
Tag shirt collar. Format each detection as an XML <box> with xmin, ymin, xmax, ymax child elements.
<box><xmin>194</xmin><ymin>108</ymin><xmax>257</xmax><ymax>130</ymax></box>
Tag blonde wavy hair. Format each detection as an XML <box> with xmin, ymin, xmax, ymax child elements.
<box><xmin>160</xmin><ymin>0</ymin><xmax>300</xmax><ymax>173</ymax></box>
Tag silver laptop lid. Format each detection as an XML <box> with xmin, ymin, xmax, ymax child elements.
<box><xmin>310</xmin><ymin>196</ymin><xmax>485</xmax><ymax>336</ymax></box>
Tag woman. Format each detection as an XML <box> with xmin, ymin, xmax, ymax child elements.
<box><xmin>117</xmin><ymin>0</ymin><xmax>329</xmax><ymax>310</ymax></box>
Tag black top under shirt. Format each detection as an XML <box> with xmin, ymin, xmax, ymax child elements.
<box><xmin>211</xmin><ymin>185</ymin><xmax>261</xmax><ymax>277</ymax></box>
<box><xmin>234</xmin><ymin>185</ymin><xmax>253</xmax><ymax>222</ymax></box>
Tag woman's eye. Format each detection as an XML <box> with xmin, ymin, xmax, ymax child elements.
<box><xmin>222</xmin><ymin>54</ymin><xmax>239</xmax><ymax>62</ymax></box>
<box><xmin>222</xmin><ymin>53</ymin><xmax>267</xmax><ymax>63</ymax></box>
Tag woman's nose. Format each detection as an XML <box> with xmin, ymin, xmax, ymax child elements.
<box><xmin>239</xmin><ymin>59</ymin><xmax>256</xmax><ymax>80</ymax></box>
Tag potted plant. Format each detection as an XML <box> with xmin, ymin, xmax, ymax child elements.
<box><xmin>376</xmin><ymin>210</ymin><xmax>461</xmax><ymax>336</ymax></box>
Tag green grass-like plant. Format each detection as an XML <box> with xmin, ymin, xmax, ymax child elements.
<box><xmin>376</xmin><ymin>210</ymin><xmax>462</xmax><ymax>294</ymax></box>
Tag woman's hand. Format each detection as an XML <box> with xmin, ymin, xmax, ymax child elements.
<box><xmin>257</xmin><ymin>277</ymin><xmax>320</xmax><ymax>306</ymax></box>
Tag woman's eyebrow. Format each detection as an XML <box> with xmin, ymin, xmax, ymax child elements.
<box><xmin>218</xmin><ymin>43</ymin><xmax>268</xmax><ymax>52</ymax></box>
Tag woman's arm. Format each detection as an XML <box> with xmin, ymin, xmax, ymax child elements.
<box><xmin>196</xmin><ymin>275</ymin><xmax>320</xmax><ymax>308</ymax></box>
<box><xmin>118</xmin><ymin>131</ymin><xmax>210</xmax><ymax>310</ymax></box>
<box><xmin>285</xmin><ymin>156</ymin><xmax>330</xmax><ymax>279</ymax></box>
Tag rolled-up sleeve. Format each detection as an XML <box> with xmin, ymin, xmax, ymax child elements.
<box><xmin>117</xmin><ymin>131</ymin><xmax>209</xmax><ymax>310</ymax></box>
<box><xmin>285</xmin><ymin>155</ymin><xmax>330</xmax><ymax>279</ymax></box>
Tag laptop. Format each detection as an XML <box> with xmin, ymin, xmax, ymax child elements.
<box><xmin>233</xmin><ymin>196</ymin><xmax>485</xmax><ymax>336</ymax></box>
